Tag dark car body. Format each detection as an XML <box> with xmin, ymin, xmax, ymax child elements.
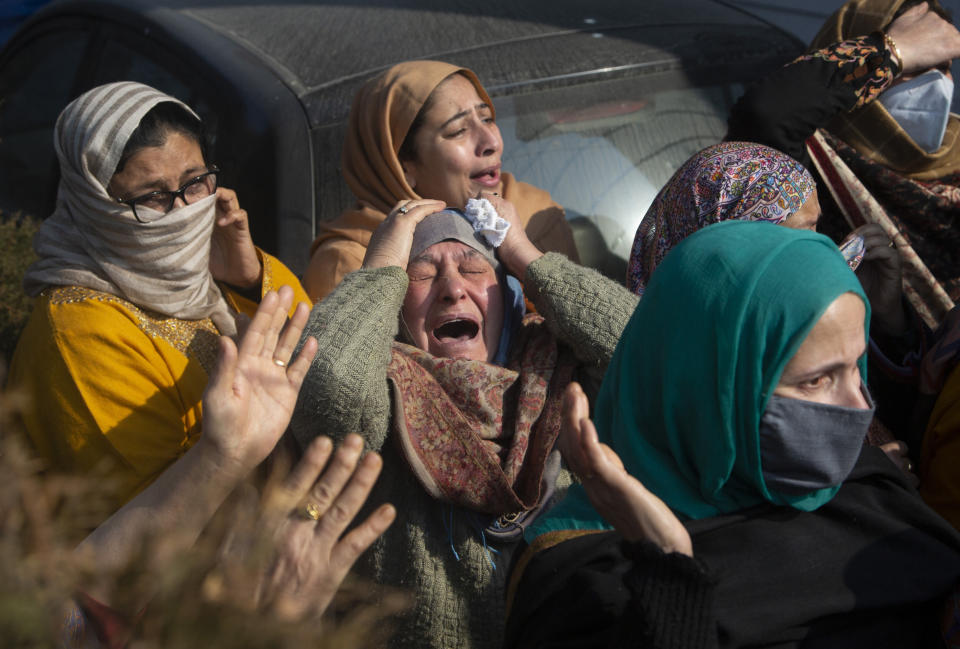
<box><xmin>0</xmin><ymin>0</ymin><xmax>803</xmax><ymax>277</ymax></box>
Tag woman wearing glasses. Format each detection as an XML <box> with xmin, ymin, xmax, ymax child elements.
<box><xmin>7</xmin><ymin>81</ymin><xmax>310</xmax><ymax>515</ymax></box>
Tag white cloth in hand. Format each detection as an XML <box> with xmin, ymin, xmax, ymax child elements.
<box><xmin>464</xmin><ymin>198</ymin><xmax>511</xmax><ymax>247</ymax></box>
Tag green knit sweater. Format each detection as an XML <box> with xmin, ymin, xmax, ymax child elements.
<box><xmin>290</xmin><ymin>253</ymin><xmax>638</xmax><ymax>649</ymax></box>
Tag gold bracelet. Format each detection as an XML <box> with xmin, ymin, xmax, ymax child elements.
<box><xmin>882</xmin><ymin>31</ymin><xmax>904</xmax><ymax>73</ymax></box>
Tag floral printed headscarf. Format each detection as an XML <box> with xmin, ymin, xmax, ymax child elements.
<box><xmin>627</xmin><ymin>141</ymin><xmax>816</xmax><ymax>294</ymax></box>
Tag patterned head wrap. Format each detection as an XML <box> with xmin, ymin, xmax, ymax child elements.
<box><xmin>22</xmin><ymin>81</ymin><xmax>237</xmax><ymax>335</ymax></box>
<box><xmin>627</xmin><ymin>141</ymin><xmax>816</xmax><ymax>294</ymax></box>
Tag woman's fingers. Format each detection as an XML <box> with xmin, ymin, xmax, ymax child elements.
<box><xmin>268</xmin><ymin>436</ymin><xmax>334</xmax><ymax>512</ymax></box>
<box><xmin>260</xmin><ymin>286</ymin><xmax>294</xmax><ymax>360</ymax></box>
<box><xmin>888</xmin><ymin>3</ymin><xmax>960</xmax><ymax>74</ymax></box>
<box><xmin>314</xmin><ymin>451</ymin><xmax>384</xmax><ymax>541</ymax></box>
<box><xmin>565</xmin><ymin>410</ymin><xmax>694</xmax><ymax>557</ymax></box>
<box><xmin>286</xmin><ymin>336</ymin><xmax>318</xmax><ymax>388</ymax></box>
<box><xmin>390</xmin><ymin>198</ymin><xmax>446</xmax><ymax>219</ymax></box>
<box><xmin>580</xmin><ymin>417</ymin><xmax>626</xmax><ymax>477</ymax></box>
<box><xmin>850</xmin><ymin>224</ymin><xmax>900</xmax><ymax>273</ymax></box>
<box><xmin>385</xmin><ymin>199</ymin><xmax>447</xmax><ymax>232</ymax></box>
<box><xmin>362</xmin><ymin>199</ymin><xmax>446</xmax><ymax>270</ymax></box>
<box><xmin>300</xmin><ymin>434</ymin><xmax>364</xmax><ymax>522</ymax></box>
<box><xmin>297</xmin><ymin>501</ymin><xmax>396</xmax><ymax>617</ymax></box>
<box><xmin>236</xmin><ymin>290</ymin><xmax>280</xmax><ymax>358</ymax></box>
<box><xmin>559</xmin><ymin>382</ymin><xmax>590</xmax><ymax>477</ymax></box>
<box><xmin>269</xmin><ymin>293</ymin><xmax>310</xmax><ymax>367</ymax></box>
<box><xmin>328</xmin><ymin>503</ymin><xmax>395</xmax><ymax>572</ymax></box>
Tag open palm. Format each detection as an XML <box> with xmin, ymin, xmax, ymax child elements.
<box><xmin>202</xmin><ymin>285</ymin><xmax>317</xmax><ymax>473</ymax></box>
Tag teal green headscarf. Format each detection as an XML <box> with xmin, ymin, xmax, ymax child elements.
<box><xmin>528</xmin><ymin>220</ymin><xmax>869</xmax><ymax>540</ymax></box>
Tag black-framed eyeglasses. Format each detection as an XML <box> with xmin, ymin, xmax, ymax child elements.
<box><xmin>117</xmin><ymin>166</ymin><xmax>220</xmax><ymax>223</ymax></box>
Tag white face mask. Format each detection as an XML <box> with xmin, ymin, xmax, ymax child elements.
<box><xmin>878</xmin><ymin>69</ymin><xmax>954</xmax><ymax>153</ymax></box>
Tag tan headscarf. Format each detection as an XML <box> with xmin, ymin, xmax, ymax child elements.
<box><xmin>810</xmin><ymin>0</ymin><xmax>960</xmax><ymax>180</ymax></box>
<box><xmin>23</xmin><ymin>81</ymin><xmax>237</xmax><ymax>335</ymax></box>
<box><xmin>303</xmin><ymin>60</ymin><xmax>577</xmax><ymax>301</ymax></box>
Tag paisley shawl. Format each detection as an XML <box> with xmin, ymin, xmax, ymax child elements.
<box><xmin>387</xmin><ymin>314</ymin><xmax>575</xmax><ymax>516</ymax></box>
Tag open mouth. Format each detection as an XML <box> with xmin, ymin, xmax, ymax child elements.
<box><xmin>471</xmin><ymin>166</ymin><xmax>500</xmax><ymax>186</ymax></box>
<box><xmin>433</xmin><ymin>318</ymin><xmax>480</xmax><ymax>342</ymax></box>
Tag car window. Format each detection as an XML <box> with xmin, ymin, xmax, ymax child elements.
<box><xmin>93</xmin><ymin>38</ymin><xmax>220</xmax><ymax>154</ymax></box>
<box><xmin>95</xmin><ymin>40</ymin><xmax>193</xmax><ymax>106</ymax></box>
<box><xmin>497</xmin><ymin>72</ymin><xmax>746</xmax><ymax>280</ymax></box>
<box><xmin>0</xmin><ymin>28</ymin><xmax>89</xmax><ymax>218</ymax></box>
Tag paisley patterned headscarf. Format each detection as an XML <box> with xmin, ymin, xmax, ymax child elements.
<box><xmin>627</xmin><ymin>141</ymin><xmax>816</xmax><ymax>294</ymax></box>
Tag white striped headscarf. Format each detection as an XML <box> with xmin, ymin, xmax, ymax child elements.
<box><xmin>23</xmin><ymin>81</ymin><xmax>237</xmax><ymax>336</ymax></box>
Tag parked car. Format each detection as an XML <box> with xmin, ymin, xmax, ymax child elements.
<box><xmin>0</xmin><ymin>0</ymin><xmax>803</xmax><ymax>279</ymax></box>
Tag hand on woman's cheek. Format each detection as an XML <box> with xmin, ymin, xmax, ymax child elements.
<box><xmin>209</xmin><ymin>187</ymin><xmax>262</xmax><ymax>288</ymax></box>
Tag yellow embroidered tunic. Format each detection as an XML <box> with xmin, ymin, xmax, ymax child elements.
<box><xmin>7</xmin><ymin>251</ymin><xmax>310</xmax><ymax>511</ymax></box>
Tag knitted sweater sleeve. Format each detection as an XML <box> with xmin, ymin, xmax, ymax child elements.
<box><xmin>289</xmin><ymin>266</ymin><xmax>408</xmax><ymax>452</ymax></box>
<box><xmin>524</xmin><ymin>252</ymin><xmax>639</xmax><ymax>374</ymax></box>
<box><xmin>726</xmin><ymin>34</ymin><xmax>898</xmax><ymax>163</ymax></box>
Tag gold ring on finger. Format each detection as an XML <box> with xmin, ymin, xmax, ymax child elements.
<box><xmin>273</xmin><ymin>358</ymin><xmax>287</xmax><ymax>368</ymax></box>
<box><xmin>298</xmin><ymin>501</ymin><xmax>322</xmax><ymax>521</ymax></box>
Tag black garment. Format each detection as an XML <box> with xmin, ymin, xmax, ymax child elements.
<box><xmin>725</xmin><ymin>32</ymin><xmax>894</xmax><ymax>250</ymax></box>
<box><xmin>726</xmin><ymin>33</ymin><xmax>889</xmax><ymax>180</ymax></box>
<box><xmin>505</xmin><ymin>447</ymin><xmax>960</xmax><ymax>649</ymax></box>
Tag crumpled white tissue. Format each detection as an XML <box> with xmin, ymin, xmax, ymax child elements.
<box><xmin>464</xmin><ymin>197</ymin><xmax>510</xmax><ymax>247</ymax></box>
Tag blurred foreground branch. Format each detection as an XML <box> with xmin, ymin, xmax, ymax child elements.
<box><xmin>0</xmin><ymin>383</ymin><xmax>408</xmax><ymax>648</ymax></box>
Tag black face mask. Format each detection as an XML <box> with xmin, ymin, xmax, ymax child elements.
<box><xmin>759</xmin><ymin>385</ymin><xmax>875</xmax><ymax>495</ymax></box>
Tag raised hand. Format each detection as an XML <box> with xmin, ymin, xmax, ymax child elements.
<box><xmin>254</xmin><ymin>434</ymin><xmax>396</xmax><ymax>619</ymax></box>
<box><xmin>362</xmin><ymin>199</ymin><xmax>446</xmax><ymax>270</ymax></box>
<box><xmin>847</xmin><ymin>223</ymin><xmax>906</xmax><ymax>335</ymax></box>
<box><xmin>477</xmin><ymin>191</ymin><xmax>544</xmax><ymax>280</ymax></box>
<box><xmin>209</xmin><ymin>187</ymin><xmax>262</xmax><ymax>288</ymax></box>
<box><xmin>559</xmin><ymin>382</ymin><xmax>692</xmax><ymax>556</ymax></box>
<box><xmin>201</xmin><ymin>285</ymin><xmax>318</xmax><ymax>476</ymax></box>
<box><xmin>886</xmin><ymin>3</ymin><xmax>960</xmax><ymax>77</ymax></box>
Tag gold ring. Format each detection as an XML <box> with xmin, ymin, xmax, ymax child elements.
<box><xmin>273</xmin><ymin>358</ymin><xmax>287</xmax><ymax>367</ymax></box>
<box><xmin>298</xmin><ymin>501</ymin><xmax>322</xmax><ymax>521</ymax></box>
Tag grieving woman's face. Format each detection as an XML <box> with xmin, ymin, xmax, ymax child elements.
<box><xmin>401</xmin><ymin>74</ymin><xmax>503</xmax><ymax>209</ymax></box>
<box><xmin>107</xmin><ymin>131</ymin><xmax>206</xmax><ymax>206</ymax></box>
<box><xmin>401</xmin><ymin>240</ymin><xmax>504</xmax><ymax>362</ymax></box>
<box><xmin>780</xmin><ymin>188</ymin><xmax>821</xmax><ymax>232</ymax></box>
<box><xmin>773</xmin><ymin>292</ymin><xmax>869</xmax><ymax>409</ymax></box>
